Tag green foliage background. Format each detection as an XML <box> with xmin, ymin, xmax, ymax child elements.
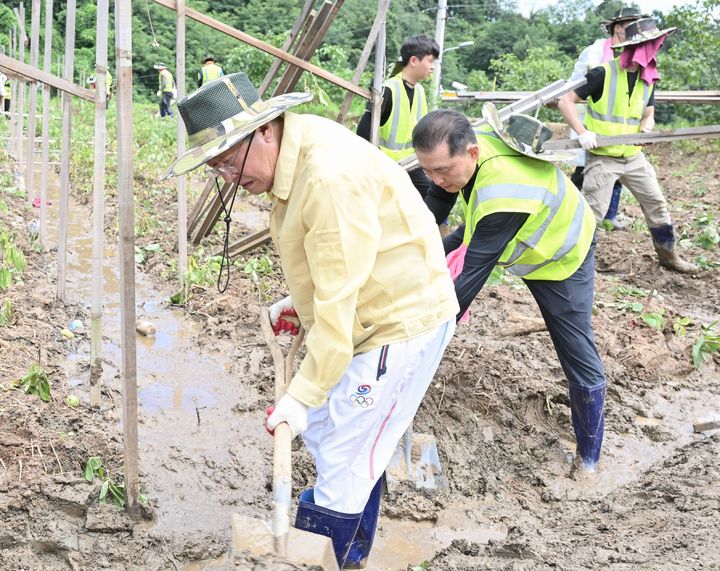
<box><xmin>0</xmin><ymin>0</ymin><xmax>718</xmax><ymax>122</ymax></box>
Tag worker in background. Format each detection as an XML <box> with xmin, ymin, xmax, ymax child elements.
<box><xmin>558</xmin><ymin>18</ymin><xmax>697</xmax><ymax>273</ymax></box>
<box><xmin>154</xmin><ymin>62</ymin><xmax>176</xmax><ymax>118</ymax></box>
<box><xmin>0</xmin><ymin>71</ymin><xmax>9</xmax><ymax>115</ymax></box>
<box><xmin>568</xmin><ymin>7</ymin><xmax>644</xmax><ymax>230</ymax></box>
<box><xmin>356</xmin><ymin>34</ymin><xmax>439</xmax><ymax>201</ymax></box>
<box><xmin>197</xmin><ymin>55</ymin><xmax>224</xmax><ymax>87</ymax></box>
<box><xmin>163</xmin><ymin>72</ymin><xmax>458</xmax><ymax>569</ymax></box>
<box><xmin>414</xmin><ymin>106</ymin><xmax>607</xmax><ymax>476</ymax></box>
<box><xmin>86</xmin><ymin>70</ymin><xmax>113</xmax><ymax>104</ymax></box>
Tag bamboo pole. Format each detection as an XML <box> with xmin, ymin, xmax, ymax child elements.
<box><xmin>8</xmin><ymin>27</ymin><xmax>16</xmax><ymax>158</ymax></box>
<box><xmin>150</xmin><ymin>0</ymin><xmax>370</xmax><ymax>100</ymax></box>
<box><xmin>258</xmin><ymin>0</ymin><xmax>314</xmax><ymax>97</ymax></box>
<box><xmin>115</xmin><ymin>0</ymin><xmax>140</xmax><ymax>511</ymax></box>
<box><xmin>25</xmin><ymin>0</ymin><xmax>40</xmax><ymax>204</ymax></box>
<box><xmin>176</xmin><ymin>0</ymin><xmax>188</xmax><ymax>295</ymax></box>
<box><xmin>56</xmin><ymin>0</ymin><xmax>76</xmax><ymax>302</ymax></box>
<box><xmin>336</xmin><ymin>0</ymin><xmax>392</xmax><ymax>124</ymax></box>
<box><xmin>39</xmin><ymin>0</ymin><xmax>52</xmax><ymax>250</ymax></box>
<box><xmin>89</xmin><ymin>0</ymin><xmax>109</xmax><ymax>408</ymax></box>
<box><xmin>369</xmin><ymin>0</ymin><xmax>386</xmax><ymax>146</ymax></box>
<box><xmin>14</xmin><ymin>4</ymin><xmax>26</xmax><ymax>172</ymax></box>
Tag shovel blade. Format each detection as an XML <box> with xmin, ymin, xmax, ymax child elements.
<box><xmin>232</xmin><ymin>514</ymin><xmax>339</xmax><ymax>570</ymax></box>
<box><xmin>386</xmin><ymin>432</ymin><xmax>448</xmax><ymax>492</ymax></box>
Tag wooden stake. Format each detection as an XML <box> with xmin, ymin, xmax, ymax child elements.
<box><xmin>369</xmin><ymin>0</ymin><xmax>386</xmax><ymax>146</ymax></box>
<box><xmin>0</xmin><ymin>53</ymin><xmax>94</xmax><ymax>101</ymax></box>
<box><xmin>258</xmin><ymin>0</ymin><xmax>314</xmax><ymax>97</ymax></box>
<box><xmin>150</xmin><ymin>0</ymin><xmax>370</xmax><ymax>100</ymax></box>
<box><xmin>90</xmin><ymin>0</ymin><xmax>109</xmax><ymax>408</ymax></box>
<box><xmin>8</xmin><ymin>27</ymin><xmax>16</xmax><ymax>158</ymax></box>
<box><xmin>25</xmin><ymin>0</ymin><xmax>40</xmax><ymax>203</ymax></box>
<box><xmin>176</xmin><ymin>0</ymin><xmax>188</xmax><ymax>295</ymax></box>
<box><xmin>115</xmin><ymin>0</ymin><xmax>140</xmax><ymax>511</ymax></box>
<box><xmin>39</xmin><ymin>0</ymin><xmax>52</xmax><ymax>251</ymax></box>
<box><xmin>336</xmin><ymin>0</ymin><xmax>391</xmax><ymax>125</ymax></box>
<box><xmin>56</xmin><ymin>0</ymin><xmax>76</xmax><ymax>302</ymax></box>
<box><xmin>14</xmin><ymin>4</ymin><xmax>26</xmax><ymax>171</ymax></box>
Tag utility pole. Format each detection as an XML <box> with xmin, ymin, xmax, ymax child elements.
<box><xmin>431</xmin><ymin>0</ymin><xmax>447</xmax><ymax>109</ymax></box>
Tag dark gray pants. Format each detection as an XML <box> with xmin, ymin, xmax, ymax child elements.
<box><xmin>523</xmin><ymin>238</ymin><xmax>606</xmax><ymax>389</ymax></box>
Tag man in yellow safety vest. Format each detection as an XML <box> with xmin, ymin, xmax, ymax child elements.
<box><xmin>558</xmin><ymin>17</ymin><xmax>697</xmax><ymax>273</ymax></box>
<box><xmin>413</xmin><ymin>105</ymin><xmax>608</xmax><ymax>475</ymax></box>
<box><xmin>197</xmin><ymin>55</ymin><xmax>224</xmax><ymax>87</ymax></box>
<box><xmin>357</xmin><ymin>34</ymin><xmax>439</xmax><ymax>199</ymax></box>
<box><xmin>154</xmin><ymin>62</ymin><xmax>176</xmax><ymax>118</ymax></box>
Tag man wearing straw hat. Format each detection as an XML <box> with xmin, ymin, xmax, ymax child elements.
<box><xmin>163</xmin><ymin>72</ymin><xmax>458</xmax><ymax>569</ymax></box>
<box><xmin>568</xmin><ymin>7</ymin><xmax>646</xmax><ymax>231</ymax></box>
<box><xmin>154</xmin><ymin>62</ymin><xmax>176</xmax><ymax>118</ymax></box>
<box><xmin>413</xmin><ymin>105</ymin><xmax>608</xmax><ymax>476</ymax></box>
<box><xmin>558</xmin><ymin>17</ymin><xmax>697</xmax><ymax>273</ymax></box>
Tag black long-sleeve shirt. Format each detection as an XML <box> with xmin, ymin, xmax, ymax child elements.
<box><xmin>356</xmin><ymin>80</ymin><xmax>417</xmax><ymax>141</ymax></box>
<box><xmin>425</xmin><ymin>168</ymin><xmax>529</xmax><ymax>321</ymax></box>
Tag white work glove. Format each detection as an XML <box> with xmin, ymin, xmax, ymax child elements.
<box><xmin>156</xmin><ymin>90</ymin><xmax>162</xmax><ymax>97</ymax></box>
<box><xmin>266</xmin><ymin>393</ymin><xmax>308</xmax><ymax>438</ymax></box>
<box><xmin>640</xmin><ymin>116</ymin><xmax>655</xmax><ymax>133</ymax></box>
<box><xmin>578</xmin><ymin>130</ymin><xmax>598</xmax><ymax>150</ymax></box>
<box><xmin>269</xmin><ymin>295</ymin><xmax>293</xmax><ymax>326</ymax></box>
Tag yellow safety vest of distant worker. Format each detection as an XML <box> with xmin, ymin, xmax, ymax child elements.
<box><xmin>198</xmin><ymin>57</ymin><xmax>224</xmax><ymax>87</ymax></box>
<box><xmin>584</xmin><ymin>58</ymin><xmax>653</xmax><ymax>158</ymax></box>
<box><xmin>378</xmin><ymin>73</ymin><xmax>427</xmax><ymax>162</ymax></box>
<box><xmin>159</xmin><ymin>68</ymin><xmax>175</xmax><ymax>93</ymax></box>
<box><xmin>461</xmin><ymin>128</ymin><xmax>596</xmax><ymax>281</ymax></box>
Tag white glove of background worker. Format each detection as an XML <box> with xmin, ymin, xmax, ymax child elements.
<box><xmin>269</xmin><ymin>295</ymin><xmax>293</xmax><ymax>326</ymax></box>
<box><xmin>266</xmin><ymin>393</ymin><xmax>308</xmax><ymax>438</ymax></box>
<box><xmin>578</xmin><ymin>130</ymin><xmax>598</xmax><ymax>150</ymax></box>
<box><xmin>156</xmin><ymin>90</ymin><xmax>161</xmax><ymax>97</ymax></box>
<box><xmin>640</xmin><ymin>116</ymin><xmax>655</xmax><ymax>133</ymax></box>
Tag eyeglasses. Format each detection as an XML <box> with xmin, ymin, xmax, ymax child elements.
<box><xmin>206</xmin><ymin>144</ymin><xmax>244</xmax><ymax>178</ymax></box>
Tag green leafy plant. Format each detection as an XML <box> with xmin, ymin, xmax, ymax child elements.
<box><xmin>241</xmin><ymin>253</ymin><xmax>273</xmax><ymax>283</ymax></box>
<box><xmin>694</xmin><ymin>255</ymin><xmax>720</xmax><ymax>270</ymax></box>
<box><xmin>0</xmin><ymin>227</ymin><xmax>26</xmax><ymax>289</ymax></box>
<box><xmin>692</xmin><ymin>321</ymin><xmax>720</xmax><ymax>369</ymax></box>
<box><xmin>673</xmin><ymin>316</ymin><xmax>691</xmax><ymax>337</ymax></box>
<box><xmin>612</xmin><ymin>285</ymin><xmax>649</xmax><ymax>298</ymax></box>
<box><xmin>12</xmin><ymin>364</ymin><xmax>51</xmax><ymax>402</ymax></box>
<box><xmin>134</xmin><ymin>243</ymin><xmax>162</xmax><ymax>265</ymax></box>
<box><xmin>692</xmin><ymin>214</ymin><xmax>720</xmax><ymax>250</ymax></box>
<box><xmin>613</xmin><ymin>300</ymin><xmax>644</xmax><ymax>313</ymax></box>
<box><xmin>170</xmin><ymin>253</ymin><xmax>224</xmax><ymax>305</ymax></box>
<box><xmin>85</xmin><ymin>456</ymin><xmax>147</xmax><ymax>509</ymax></box>
<box><xmin>0</xmin><ymin>298</ymin><xmax>12</xmax><ymax>326</ymax></box>
<box><xmin>640</xmin><ymin>309</ymin><xmax>665</xmax><ymax>332</ymax></box>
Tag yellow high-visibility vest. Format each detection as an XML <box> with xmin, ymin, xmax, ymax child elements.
<box><xmin>460</xmin><ymin>127</ymin><xmax>596</xmax><ymax>280</ymax></box>
<box><xmin>378</xmin><ymin>73</ymin><xmax>427</xmax><ymax>162</ymax></box>
<box><xmin>200</xmin><ymin>63</ymin><xmax>224</xmax><ymax>86</ymax></box>
<box><xmin>159</xmin><ymin>69</ymin><xmax>174</xmax><ymax>93</ymax></box>
<box><xmin>584</xmin><ymin>58</ymin><xmax>653</xmax><ymax>158</ymax></box>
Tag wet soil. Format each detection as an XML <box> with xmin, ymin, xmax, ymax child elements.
<box><xmin>1</xmin><ymin>137</ymin><xmax>719</xmax><ymax>571</ymax></box>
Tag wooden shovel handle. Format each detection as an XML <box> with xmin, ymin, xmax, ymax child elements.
<box><xmin>259</xmin><ymin>308</ymin><xmax>306</xmax><ymax>554</ymax></box>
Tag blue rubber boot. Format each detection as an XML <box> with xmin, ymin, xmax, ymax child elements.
<box><xmin>568</xmin><ymin>383</ymin><xmax>606</xmax><ymax>472</ymax></box>
<box><xmin>295</xmin><ymin>489</ymin><xmax>363</xmax><ymax>569</ymax></box>
<box><xmin>602</xmin><ymin>181</ymin><xmax>625</xmax><ymax>230</ymax></box>
<box><xmin>344</xmin><ymin>476</ymin><xmax>384</xmax><ymax>569</ymax></box>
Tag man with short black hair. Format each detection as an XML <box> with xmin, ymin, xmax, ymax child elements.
<box><xmin>357</xmin><ymin>34</ymin><xmax>440</xmax><ymax>199</ymax></box>
<box><xmin>197</xmin><ymin>55</ymin><xmax>224</xmax><ymax>87</ymax></box>
<box><xmin>413</xmin><ymin>106</ymin><xmax>608</xmax><ymax>476</ymax></box>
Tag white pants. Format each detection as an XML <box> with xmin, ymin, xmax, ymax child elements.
<box><xmin>302</xmin><ymin>319</ymin><xmax>455</xmax><ymax>513</ymax></box>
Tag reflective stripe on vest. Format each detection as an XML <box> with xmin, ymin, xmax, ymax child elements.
<box><xmin>460</xmin><ymin>132</ymin><xmax>595</xmax><ymax>281</ymax></box>
<box><xmin>201</xmin><ymin>63</ymin><xmax>223</xmax><ymax>85</ymax></box>
<box><xmin>378</xmin><ymin>74</ymin><xmax>427</xmax><ymax>161</ymax></box>
<box><xmin>585</xmin><ymin>59</ymin><xmax>653</xmax><ymax>158</ymax></box>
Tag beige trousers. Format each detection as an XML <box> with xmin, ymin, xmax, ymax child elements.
<box><xmin>582</xmin><ymin>152</ymin><xmax>672</xmax><ymax>228</ymax></box>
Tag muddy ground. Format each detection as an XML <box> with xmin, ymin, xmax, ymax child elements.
<box><xmin>1</xmin><ymin>133</ymin><xmax>719</xmax><ymax>571</ymax></box>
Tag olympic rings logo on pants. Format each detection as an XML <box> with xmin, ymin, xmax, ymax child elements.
<box><xmin>349</xmin><ymin>384</ymin><xmax>374</xmax><ymax>408</ymax></box>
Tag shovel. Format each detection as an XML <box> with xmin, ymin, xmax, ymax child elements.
<box><xmin>231</xmin><ymin>310</ymin><xmax>338</xmax><ymax>570</ymax></box>
<box><xmin>385</xmin><ymin>420</ymin><xmax>448</xmax><ymax>492</ymax></box>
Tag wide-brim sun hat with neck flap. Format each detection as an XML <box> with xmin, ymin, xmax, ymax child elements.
<box><xmin>612</xmin><ymin>17</ymin><xmax>677</xmax><ymax>48</ymax></box>
<box><xmin>482</xmin><ymin>102</ymin><xmax>576</xmax><ymax>163</ymax></box>
<box><xmin>601</xmin><ymin>7</ymin><xmax>645</xmax><ymax>34</ymax></box>
<box><xmin>162</xmin><ymin>72</ymin><xmax>312</xmax><ymax>180</ymax></box>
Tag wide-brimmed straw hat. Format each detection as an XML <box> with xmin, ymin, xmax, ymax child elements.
<box><xmin>153</xmin><ymin>63</ymin><xmax>168</xmax><ymax>70</ymax></box>
<box><xmin>163</xmin><ymin>72</ymin><xmax>312</xmax><ymax>179</ymax></box>
<box><xmin>602</xmin><ymin>7</ymin><xmax>644</xmax><ymax>34</ymax></box>
<box><xmin>612</xmin><ymin>17</ymin><xmax>677</xmax><ymax>48</ymax></box>
<box><xmin>481</xmin><ymin>102</ymin><xmax>575</xmax><ymax>163</ymax></box>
